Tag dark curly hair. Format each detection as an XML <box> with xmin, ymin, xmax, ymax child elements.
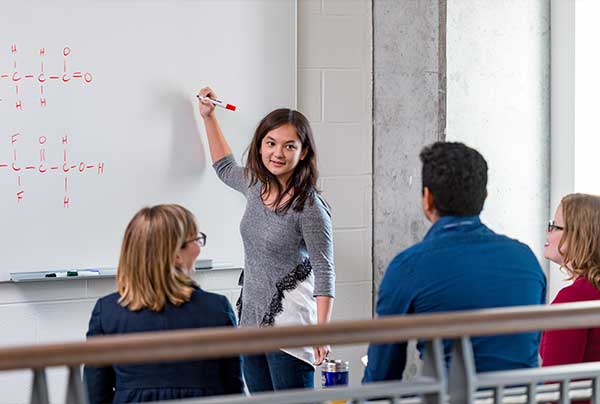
<box><xmin>419</xmin><ymin>141</ymin><xmax>488</xmax><ymax>216</ymax></box>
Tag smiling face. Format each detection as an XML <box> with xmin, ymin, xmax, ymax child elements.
<box><xmin>544</xmin><ymin>204</ymin><xmax>566</xmax><ymax>266</ymax></box>
<box><xmin>260</xmin><ymin>123</ymin><xmax>307</xmax><ymax>186</ymax></box>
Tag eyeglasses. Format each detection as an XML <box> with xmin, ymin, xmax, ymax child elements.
<box><xmin>184</xmin><ymin>232</ymin><xmax>207</xmax><ymax>247</ymax></box>
<box><xmin>547</xmin><ymin>221</ymin><xmax>564</xmax><ymax>233</ymax></box>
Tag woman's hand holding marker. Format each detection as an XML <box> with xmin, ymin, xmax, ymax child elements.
<box><xmin>197</xmin><ymin>87</ymin><xmax>217</xmax><ymax>118</ymax></box>
<box><xmin>196</xmin><ymin>86</ymin><xmax>233</xmax><ymax>164</ymax></box>
<box><xmin>197</xmin><ymin>87</ymin><xmax>236</xmax><ymax>117</ymax></box>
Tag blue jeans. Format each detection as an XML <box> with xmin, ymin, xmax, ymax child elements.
<box><xmin>242</xmin><ymin>351</ymin><xmax>314</xmax><ymax>393</ymax></box>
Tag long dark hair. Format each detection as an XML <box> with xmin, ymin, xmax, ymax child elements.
<box><xmin>245</xmin><ymin>108</ymin><xmax>319</xmax><ymax>214</ymax></box>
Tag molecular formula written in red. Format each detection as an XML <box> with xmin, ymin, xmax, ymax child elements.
<box><xmin>0</xmin><ymin>44</ymin><xmax>93</xmax><ymax>110</ymax></box>
<box><xmin>0</xmin><ymin>131</ymin><xmax>105</xmax><ymax>207</ymax></box>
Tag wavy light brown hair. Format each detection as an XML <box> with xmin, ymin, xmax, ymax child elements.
<box><xmin>117</xmin><ymin>204</ymin><xmax>197</xmax><ymax>311</ymax></box>
<box><xmin>245</xmin><ymin>108</ymin><xmax>319</xmax><ymax>214</ymax></box>
<box><xmin>559</xmin><ymin>193</ymin><xmax>600</xmax><ymax>289</ymax></box>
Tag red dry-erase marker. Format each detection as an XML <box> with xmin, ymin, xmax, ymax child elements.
<box><xmin>197</xmin><ymin>95</ymin><xmax>237</xmax><ymax>111</ymax></box>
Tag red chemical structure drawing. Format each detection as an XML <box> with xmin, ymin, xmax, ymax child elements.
<box><xmin>0</xmin><ymin>44</ymin><xmax>93</xmax><ymax>110</ymax></box>
<box><xmin>0</xmin><ymin>131</ymin><xmax>105</xmax><ymax>207</ymax></box>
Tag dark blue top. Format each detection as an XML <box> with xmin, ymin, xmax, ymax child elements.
<box><xmin>84</xmin><ymin>288</ymin><xmax>243</xmax><ymax>404</ymax></box>
<box><xmin>363</xmin><ymin>216</ymin><xmax>546</xmax><ymax>383</ymax></box>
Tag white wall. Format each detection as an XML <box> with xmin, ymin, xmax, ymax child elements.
<box><xmin>0</xmin><ymin>0</ymin><xmax>374</xmax><ymax>400</ymax></box>
<box><xmin>549</xmin><ymin>0</ymin><xmax>600</xmax><ymax>301</ymax></box>
<box><xmin>446</xmin><ymin>0</ymin><xmax>551</xmax><ymax>275</ymax></box>
<box><xmin>573</xmin><ymin>0</ymin><xmax>600</xmax><ymax>195</ymax></box>
<box><xmin>297</xmin><ymin>0</ymin><xmax>373</xmax><ymax>387</ymax></box>
<box><xmin>549</xmin><ymin>0</ymin><xmax>575</xmax><ymax>301</ymax></box>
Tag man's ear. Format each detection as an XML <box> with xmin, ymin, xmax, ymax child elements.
<box><xmin>422</xmin><ymin>187</ymin><xmax>439</xmax><ymax>223</ymax></box>
<box><xmin>422</xmin><ymin>187</ymin><xmax>433</xmax><ymax>212</ymax></box>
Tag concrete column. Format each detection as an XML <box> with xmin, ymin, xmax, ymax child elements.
<box><xmin>373</xmin><ymin>0</ymin><xmax>447</xmax><ymax>289</ymax></box>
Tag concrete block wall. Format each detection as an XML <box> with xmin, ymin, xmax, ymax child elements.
<box><xmin>297</xmin><ymin>0</ymin><xmax>373</xmax><ymax>387</ymax></box>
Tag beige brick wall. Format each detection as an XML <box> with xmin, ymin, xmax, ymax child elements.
<box><xmin>298</xmin><ymin>0</ymin><xmax>373</xmax><ymax>386</ymax></box>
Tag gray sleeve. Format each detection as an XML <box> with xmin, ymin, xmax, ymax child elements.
<box><xmin>300</xmin><ymin>194</ymin><xmax>335</xmax><ymax>297</ymax></box>
<box><xmin>212</xmin><ymin>154</ymin><xmax>248</xmax><ymax>195</ymax></box>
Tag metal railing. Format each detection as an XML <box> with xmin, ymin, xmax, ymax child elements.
<box><xmin>3</xmin><ymin>301</ymin><xmax>600</xmax><ymax>403</ymax></box>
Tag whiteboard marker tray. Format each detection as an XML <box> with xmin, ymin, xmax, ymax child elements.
<box><xmin>9</xmin><ymin>263</ymin><xmax>241</xmax><ymax>283</ymax></box>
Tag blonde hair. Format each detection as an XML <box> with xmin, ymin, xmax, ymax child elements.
<box><xmin>117</xmin><ymin>204</ymin><xmax>198</xmax><ymax>311</ymax></box>
<box><xmin>559</xmin><ymin>193</ymin><xmax>600</xmax><ymax>289</ymax></box>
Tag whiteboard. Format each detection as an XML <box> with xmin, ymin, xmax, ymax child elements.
<box><xmin>0</xmin><ymin>0</ymin><xmax>296</xmax><ymax>281</ymax></box>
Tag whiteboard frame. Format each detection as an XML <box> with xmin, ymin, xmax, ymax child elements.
<box><xmin>0</xmin><ymin>0</ymin><xmax>298</xmax><ymax>283</ymax></box>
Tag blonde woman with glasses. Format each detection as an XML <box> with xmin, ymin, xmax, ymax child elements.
<box><xmin>541</xmin><ymin>193</ymin><xmax>600</xmax><ymax>366</ymax></box>
<box><xmin>84</xmin><ymin>204</ymin><xmax>243</xmax><ymax>404</ymax></box>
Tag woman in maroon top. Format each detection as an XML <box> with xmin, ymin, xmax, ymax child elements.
<box><xmin>540</xmin><ymin>193</ymin><xmax>600</xmax><ymax>366</ymax></box>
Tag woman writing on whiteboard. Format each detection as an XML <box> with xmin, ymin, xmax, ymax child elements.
<box><xmin>84</xmin><ymin>204</ymin><xmax>243</xmax><ymax>403</ymax></box>
<box><xmin>197</xmin><ymin>86</ymin><xmax>335</xmax><ymax>392</ymax></box>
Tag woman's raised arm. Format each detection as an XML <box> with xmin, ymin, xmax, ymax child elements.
<box><xmin>197</xmin><ymin>86</ymin><xmax>232</xmax><ymax>163</ymax></box>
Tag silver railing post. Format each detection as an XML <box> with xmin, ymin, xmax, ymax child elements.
<box><xmin>559</xmin><ymin>380</ymin><xmax>570</xmax><ymax>404</ymax></box>
<box><xmin>447</xmin><ymin>336</ymin><xmax>476</xmax><ymax>404</ymax></box>
<box><xmin>527</xmin><ymin>382</ymin><xmax>536</xmax><ymax>404</ymax></box>
<box><xmin>421</xmin><ymin>339</ymin><xmax>446</xmax><ymax>404</ymax></box>
<box><xmin>494</xmin><ymin>385</ymin><xmax>504</xmax><ymax>403</ymax></box>
<box><xmin>65</xmin><ymin>365</ymin><xmax>88</xmax><ymax>404</ymax></box>
<box><xmin>30</xmin><ymin>368</ymin><xmax>49</xmax><ymax>404</ymax></box>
